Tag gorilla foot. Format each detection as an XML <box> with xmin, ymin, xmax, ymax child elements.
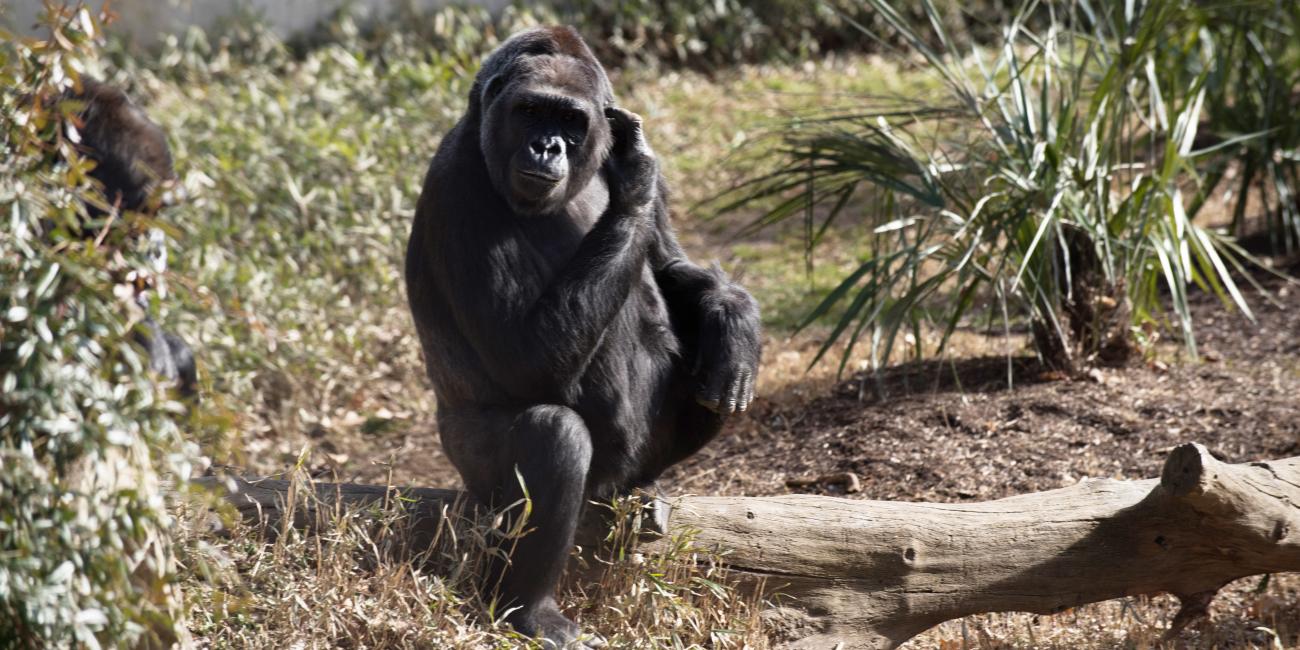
<box><xmin>510</xmin><ymin>599</ymin><xmax>596</xmax><ymax>649</ymax></box>
<box><xmin>630</xmin><ymin>484</ymin><xmax>672</xmax><ymax>536</ymax></box>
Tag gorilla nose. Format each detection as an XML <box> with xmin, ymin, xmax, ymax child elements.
<box><xmin>529</xmin><ymin>135</ymin><xmax>564</xmax><ymax>160</ymax></box>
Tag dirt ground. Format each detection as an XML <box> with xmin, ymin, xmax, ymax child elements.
<box><xmin>667</xmin><ymin>270</ymin><xmax>1300</xmax><ymax>503</ymax></box>
<box><xmin>301</xmin><ymin>255</ymin><xmax>1299</xmax><ymax>647</ymax></box>
<box><xmin>665</xmin><ymin>264</ymin><xmax>1300</xmax><ymax>648</ymax></box>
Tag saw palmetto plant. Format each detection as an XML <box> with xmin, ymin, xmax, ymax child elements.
<box><xmin>716</xmin><ymin>0</ymin><xmax>1289</xmax><ymax>374</ymax></box>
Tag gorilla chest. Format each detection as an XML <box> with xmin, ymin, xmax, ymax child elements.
<box><xmin>516</xmin><ymin>223</ymin><xmax>678</xmax><ymax>400</ymax></box>
<box><xmin>518</xmin><ymin>214</ymin><xmax>592</xmax><ymax>267</ymax></box>
<box><xmin>520</xmin><ymin>222</ymin><xmax>674</xmax><ymax>348</ymax></box>
<box><xmin>516</xmin><ymin>180</ymin><xmax>605</xmax><ymax>262</ymax></box>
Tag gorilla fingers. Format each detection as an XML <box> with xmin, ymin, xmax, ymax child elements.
<box><xmin>693</xmin><ymin>281</ymin><xmax>761</xmax><ymax>414</ymax></box>
<box><xmin>603</xmin><ymin>106</ymin><xmax>658</xmax><ymax>212</ymax></box>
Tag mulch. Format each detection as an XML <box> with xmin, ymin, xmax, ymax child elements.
<box><xmin>666</xmin><ymin>272</ymin><xmax>1300</xmax><ymax>504</ymax></box>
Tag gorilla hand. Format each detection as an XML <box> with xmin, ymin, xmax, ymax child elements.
<box><xmin>693</xmin><ymin>282</ymin><xmax>762</xmax><ymax>414</ymax></box>
<box><xmin>603</xmin><ymin>107</ymin><xmax>658</xmax><ymax>211</ymax></box>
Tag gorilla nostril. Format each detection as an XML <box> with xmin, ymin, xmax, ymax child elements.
<box><xmin>530</xmin><ymin>138</ymin><xmax>563</xmax><ymax>159</ymax></box>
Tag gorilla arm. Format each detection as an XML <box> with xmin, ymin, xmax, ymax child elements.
<box><xmin>650</xmin><ymin>193</ymin><xmax>762</xmax><ymax>414</ymax></box>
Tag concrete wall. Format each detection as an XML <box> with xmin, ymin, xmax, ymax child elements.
<box><xmin>3</xmin><ymin>0</ymin><xmax>505</xmax><ymax>46</ymax></box>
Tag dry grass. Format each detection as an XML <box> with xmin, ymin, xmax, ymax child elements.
<box><xmin>177</xmin><ymin>467</ymin><xmax>769</xmax><ymax>649</ymax></box>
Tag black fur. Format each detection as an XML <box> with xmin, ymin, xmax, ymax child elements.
<box><xmin>132</xmin><ymin>319</ymin><xmax>198</xmax><ymax>397</ymax></box>
<box><xmin>65</xmin><ymin>79</ymin><xmax>176</xmax><ymax>215</ymax></box>
<box><xmin>404</xmin><ymin>27</ymin><xmax>761</xmax><ymax>646</ymax></box>
<box><xmin>61</xmin><ymin>79</ymin><xmax>197</xmax><ymax>397</ymax></box>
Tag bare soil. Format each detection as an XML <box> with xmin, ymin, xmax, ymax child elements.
<box><xmin>666</xmin><ymin>272</ymin><xmax>1300</xmax><ymax>504</ymax></box>
<box><xmin>657</xmin><ymin>265</ymin><xmax>1300</xmax><ymax>649</ymax></box>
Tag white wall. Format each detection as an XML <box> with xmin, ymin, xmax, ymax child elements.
<box><xmin>3</xmin><ymin>0</ymin><xmax>506</xmax><ymax>46</ymax></box>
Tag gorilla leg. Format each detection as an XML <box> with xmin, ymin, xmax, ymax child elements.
<box><xmin>440</xmin><ymin>405</ymin><xmax>593</xmax><ymax>646</ymax></box>
<box><xmin>134</xmin><ymin>318</ymin><xmax>197</xmax><ymax>397</ymax></box>
<box><xmin>665</xmin><ymin>399</ymin><xmax>727</xmax><ymax>470</ymax></box>
<box><xmin>635</xmin><ymin>368</ymin><xmax>728</xmax><ymax>487</ymax></box>
<box><xmin>162</xmin><ymin>330</ymin><xmax>198</xmax><ymax>397</ymax></box>
<box><xmin>623</xmin><ymin>380</ymin><xmax>727</xmax><ymax>536</ymax></box>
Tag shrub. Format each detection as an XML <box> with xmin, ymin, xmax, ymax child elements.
<box><xmin>0</xmin><ymin>6</ymin><xmax>199</xmax><ymax>647</ymax></box>
<box><xmin>1191</xmin><ymin>2</ymin><xmax>1300</xmax><ymax>251</ymax></box>
<box><xmin>216</xmin><ymin>0</ymin><xmax>1019</xmax><ymax>73</ymax></box>
<box><xmin>715</xmin><ymin>0</ymin><xmax>1272</xmax><ymax>373</ymax></box>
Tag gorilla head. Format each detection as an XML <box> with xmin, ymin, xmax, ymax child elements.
<box><xmin>474</xmin><ymin>27</ymin><xmax>615</xmax><ymax>216</ymax></box>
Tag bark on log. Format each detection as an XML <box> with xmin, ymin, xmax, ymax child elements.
<box><xmin>192</xmin><ymin>443</ymin><xmax>1300</xmax><ymax>649</ymax></box>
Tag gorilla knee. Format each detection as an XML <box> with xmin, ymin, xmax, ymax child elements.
<box><xmin>513</xmin><ymin>405</ymin><xmax>593</xmax><ymax>474</ymax></box>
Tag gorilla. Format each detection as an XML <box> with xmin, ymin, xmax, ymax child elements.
<box><xmin>404</xmin><ymin>26</ymin><xmax>762</xmax><ymax>647</ymax></box>
<box><xmin>60</xmin><ymin>78</ymin><xmax>197</xmax><ymax>397</ymax></box>
<box><xmin>65</xmin><ymin>79</ymin><xmax>177</xmax><ymax>217</ymax></box>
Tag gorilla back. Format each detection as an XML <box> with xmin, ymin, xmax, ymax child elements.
<box><xmin>405</xmin><ymin>26</ymin><xmax>761</xmax><ymax>647</ymax></box>
<box><xmin>66</xmin><ymin>79</ymin><xmax>176</xmax><ymax>216</ymax></box>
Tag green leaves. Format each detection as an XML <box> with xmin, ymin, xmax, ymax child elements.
<box><xmin>718</xmin><ymin>0</ymin><xmax>1277</xmax><ymax>373</ymax></box>
<box><xmin>1</xmin><ymin>6</ymin><xmax>198</xmax><ymax>648</ymax></box>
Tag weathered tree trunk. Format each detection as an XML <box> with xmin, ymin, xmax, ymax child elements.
<box><xmin>194</xmin><ymin>443</ymin><xmax>1300</xmax><ymax>649</ymax></box>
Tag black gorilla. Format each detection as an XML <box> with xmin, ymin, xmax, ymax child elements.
<box><xmin>61</xmin><ymin>79</ymin><xmax>197</xmax><ymax>396</ymax></box>
<box><xmin>67</xmin><ymin>80</ymin><xmax>176</xmax><ymax>215</ymax></box>
<box><xmin>405</xmin><ymin>26</ymin><xmax>762</xmax><ymax>647</ymax></box>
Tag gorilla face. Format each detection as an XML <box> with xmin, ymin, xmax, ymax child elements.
<box><xmin>480</xmin><ymin>55</ymin><xmax>612</xmax><ymax>216</ymax></box>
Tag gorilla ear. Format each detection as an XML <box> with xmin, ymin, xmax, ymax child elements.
<box><xmin>481</xmin><ymin>74</ymin><xmax>505</xmax><ymax>109</ymax></box>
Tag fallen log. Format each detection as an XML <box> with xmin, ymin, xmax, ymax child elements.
<box><xmin>193</xmin><ymin>443</ymin><xmax>1300</xmax><ymax>649</ymax></box>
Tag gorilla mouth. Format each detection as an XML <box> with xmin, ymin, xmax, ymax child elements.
<box><xmin>511</xmin><ymin>169</ymin><xmax>564</xmax><ymax>202</ymax></box>
<box><xmin>516</xmin><ymin>169</ymin><xmax>563</xmax><ymax>185</ymax></box>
